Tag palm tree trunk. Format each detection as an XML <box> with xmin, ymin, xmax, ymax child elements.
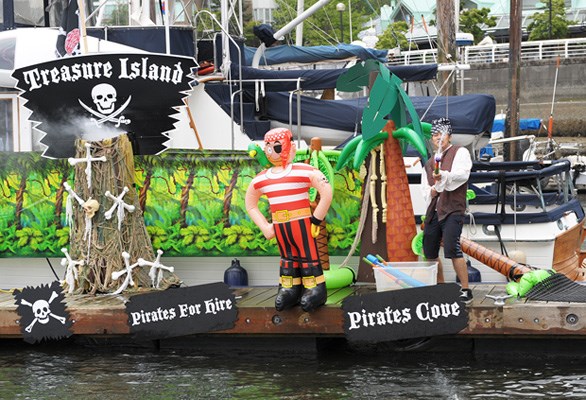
<box><xmin>15</xmin><ymin>175</ymin><xmax>26</xmax><ymax>230</ymax></box>
<box><xmin>383</xmin><ymin>121</ymin><xmax>418</xmax><ymax>262</ymax></box>
<box><xmin>222</xmin><ymin>169</ymin><xmax>239</xmax><ymax>228</ymax></box>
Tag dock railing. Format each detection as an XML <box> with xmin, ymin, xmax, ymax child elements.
<box><xmin>387</xmin><ymin>37</ymin><xmax>586</xmax><ymax>66</ymax></box>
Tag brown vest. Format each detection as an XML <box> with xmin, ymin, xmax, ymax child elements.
<box><xmin>424</xmin><ymin>145</ymin><xmax>468</xmax><ymax>222</ymax></box>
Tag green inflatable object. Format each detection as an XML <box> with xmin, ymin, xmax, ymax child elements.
<box><xmin>506</xmin><ymin>269</ymin><xmax>556</xmax><ymax>297</ymax></box>
<box><xmin>324</xmin><ymin>265</ymin><xmax>356</xmax><ymax>289</ymax></box>
<box><xmin>411</xmin><ymin>231</ymin><xmax>424</xmax><ymax>256</ymax></box>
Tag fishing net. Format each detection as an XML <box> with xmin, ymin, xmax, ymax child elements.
<box><xmin>525</xmin><ymin>273</ymin><xmax>586</xmax><ymax>302</ymax></box>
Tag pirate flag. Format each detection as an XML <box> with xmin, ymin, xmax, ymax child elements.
<box><xmin>13</xmin><ymin>281</ymin><xmax>73</xmax><ymax>344</ymax></box>
<box><xmin>56</xmin><ymin>0</ymin><xmax>81</xmax><ymax>57</ymax></box>
<box><xmin>12</xmin><ymin>53</ymin><xmax>197</xmax><ymax>158</ymax></box>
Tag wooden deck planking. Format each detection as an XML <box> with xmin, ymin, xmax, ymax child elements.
<box><xmin>1</xmin><ymin>285</ymin><xmax>586</xmax><ymax>339</ymax></box>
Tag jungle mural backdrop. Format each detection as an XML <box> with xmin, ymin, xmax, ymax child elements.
<box><xmin>0</xmin><ymin>150</ymin><xmax>363</xmax><ymax>258</ymax></box>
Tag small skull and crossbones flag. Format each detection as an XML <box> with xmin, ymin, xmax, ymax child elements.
<box><xmin>13</xmin><ymin>281</ymin><xmax>73</xmax><ymax>344</ymax></box>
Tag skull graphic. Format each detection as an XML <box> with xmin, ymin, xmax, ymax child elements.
<box><xmin>92</xmin><ymin>83</ymin><xmax>117</xmax><ymax>114</ymax></box>
<box><xmin>32</xmin><ymin>300</ymin><xmax>51</xmax><ymax>324</ymax></box>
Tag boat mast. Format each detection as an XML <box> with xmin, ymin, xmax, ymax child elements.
<box><xmin>251</xmin><ymin>0</ymin><xmax>332</xmax><ymax>67</ymax></box>
<box><xmin>504</xmin><ymin>0</ymin><xmax>522</xmax><ymax>161</ymax></box>
<box><xmin>436</xmin><ymin>0</ymin><xmax>457</xmax><ymax>96</ymax></box>
<box><xmin>296</xmin><ymin>0</ymin><xmax>304</xmax><ymax>46</ymax></box>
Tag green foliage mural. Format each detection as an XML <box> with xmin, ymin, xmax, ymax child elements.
<box><xmin>0</xmin><ymin>150</ymin><xmax>363</xmax><ymax>258</ymax></box>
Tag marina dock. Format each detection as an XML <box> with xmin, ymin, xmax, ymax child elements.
<box><xmin>1</xmin><ymin>284</ymin><xmax>585</xmax><ymax>341</ymax></box>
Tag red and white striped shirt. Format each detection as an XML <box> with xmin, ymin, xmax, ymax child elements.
<box><xmin>251</xmin><ymin>163</ymin><xmax>315</xmax><ymax>213</ymax></box>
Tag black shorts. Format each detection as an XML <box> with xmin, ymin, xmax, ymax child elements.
<box><xmin>422</xmin><ymin>212</ymin><xmax>464</xmax><ymax>259</ymax></box>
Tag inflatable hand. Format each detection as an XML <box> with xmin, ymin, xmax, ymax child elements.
<box><xmin>311</xmin><ymin>223</ymin><xmax>320</xmax><ymax>238</ymax></box>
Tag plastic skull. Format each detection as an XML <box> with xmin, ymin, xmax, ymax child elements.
<box><xmin>32</xmin><ymin>299</ymin><xmax>51</xmax><ymax>324</ymax></box>
<box><xmin>82</xmin><ymin>198</ymin><xmax>100</xmax><ymax>218</ymax></box>
<box><xmin>92</xmin><ymin>83</ymin><xmax>117</xmax><ymax>114</ymax></box>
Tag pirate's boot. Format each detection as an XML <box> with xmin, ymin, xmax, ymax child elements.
<box><xmin>275</xmin><ymin>261</ymin><xmax>302</xmax><ymax>311</ymax></box>
<box><xmin>299</xmin><ymin>262</ymin><xmax>327</xmax><ymax>312</ymax></box>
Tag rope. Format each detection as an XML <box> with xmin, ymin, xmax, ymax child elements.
<box><xmin>339</xmin><ymin>163</ymin><xmax>374</xmax><ymax>268</ymax></box>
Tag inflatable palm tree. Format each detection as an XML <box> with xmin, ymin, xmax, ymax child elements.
<box><xmin>336</xmin><ymin>60</ymin><xmax>430</xmax><ymax>280</ymax></box>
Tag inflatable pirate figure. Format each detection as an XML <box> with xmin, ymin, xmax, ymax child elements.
<box><xmin>246</xmin><ymin>128</ymin><xmax>333</xmax><ymax>311</ymax></box>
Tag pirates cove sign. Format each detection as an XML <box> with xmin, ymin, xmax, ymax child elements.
<box><xmin>342</xmin><ymin>283</ymin><xmax>469</xmax><ymax>343</ymax></box>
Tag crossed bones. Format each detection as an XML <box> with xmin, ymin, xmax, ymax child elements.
<box><xmin>61</xmin><ymin>248</ymin><xmax>85</xmax><ymax>294</ymax></box>
<box><xmin>68</xmin><ymin>143</ymin><xmax>107</xmax><ymax>189</ymax></box>
<box><xmin>105</xmin><ymin>187</ymin><xmax>136</xmax><ymax>230</ymax></box>
<box><xmin>111</xmin><ymin>252</ymin><xmax>141</xmax><ymax>295</ymax></box>
<box><xmin>112</xmin><ymin>250</ymin><xmax>174</xmax><ymax>293</ymax></box>
<box><xmin>78</xmin><ymin>96</ymin><xmax>132</xmax><ymax>128</ymax></box>
<box><xmin>20</xmin><ymin>291</ymin><xmax>67</xmax><ymax>333</ymax></box>
<box><xmin>138</xmin><ymin>249</ymin><xmax>175</xmax><ymax>289</ymax></box>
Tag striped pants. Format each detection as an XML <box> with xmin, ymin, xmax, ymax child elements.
<box><xmin>274</xmin><ymin>218</ymin><xmax>320</xmax><ymax>272</ymax></box>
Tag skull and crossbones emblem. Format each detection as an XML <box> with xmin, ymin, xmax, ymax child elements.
<box><xmin>20</xmin><ymin>291</ymin><xmax>67</xmax><ymax>333</ymax></box>
<box><xmin>78</xmin><ymin>84</ymin><xmax>132</xmax><ymax>127</ymax></box>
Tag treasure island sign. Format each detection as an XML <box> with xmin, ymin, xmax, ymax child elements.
<box><xmin>12</xmin><ymin>53</ymin><xmax>197</xmax><ymax>158</ymax></box>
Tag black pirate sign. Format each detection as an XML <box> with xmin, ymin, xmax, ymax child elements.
<box><xmin>13</xmin><ymin>281</ymin><xmax>73</xmax><ymax>344</ymax></box>
<box><xmin>12</xmin><ymin>53</ymin><xmax>197</xmax><ymax>158</ymax></box>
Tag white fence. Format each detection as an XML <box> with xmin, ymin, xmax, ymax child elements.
<box><xmin>387</xmin><ymin>37</ymin><xmax>586</xmax><ymax>65</ymax></box>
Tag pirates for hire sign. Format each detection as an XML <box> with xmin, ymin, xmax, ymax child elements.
<box><xmin>12</xmin><ymin>53</ymin><xmax>197</xmax><ymax>158</ymax></box>
<box><xmin>125</xmin><ymin>282</ymin><xmax>238</xmax><ymax>340</ymax></box>
<box><xmin>342</xmin><ymin>283</ymin><xmax>468</xmax><ymax>343</ymax></box>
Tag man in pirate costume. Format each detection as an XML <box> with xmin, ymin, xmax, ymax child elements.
<box><xmin>421</xmin><ymin>118</ymin><xmax>474</xmax><ymax>304</ymax></box>
<box><xmin>246</xmin><ymin>128</ymin><xmax>333</xmax><ymax>311</ymax></box>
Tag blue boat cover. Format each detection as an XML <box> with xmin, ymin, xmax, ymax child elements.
<box><xmin>244</xmin><ymin>43</ymin><xmax>388</xmax><ymax>65</ymax></box>
<box><xmin>231</xmin><ymin>64</ymin><xmax>438</xmax><ymax>91</ymax></box>
<box><xmin>492</xmin><ymin>118</ymin><xmax>542</xmax><ymax>132</ymax></box>
<box><xmin>263</xmin><ymin>92</ymin><xmax>496</xmax><ymax>135</ymax></box>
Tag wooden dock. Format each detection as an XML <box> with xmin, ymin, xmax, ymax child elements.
<box><xmin>1</xmin><ymin>284</ymin><xmax>585</xmax><ymax>340</ymax></box>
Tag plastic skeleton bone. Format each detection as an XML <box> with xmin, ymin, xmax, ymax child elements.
<box><xmin>369</xmin><ymin>149</ymin><xmax>378</xmax><ymax>243</ymax></box>
<box><xmin>67</xmin><ymin>143</ymin><xmax>107</xmax><ymax>189</ymax></box>
<box><xmin>138</xmin><ymin>249</ymin><xmax>175</xmax><ymax>289</ymax></box>
<box><xmin>60</xmin><ymin>248</ymin><xmax>85</xmax><ymax>294</ymax></box>
<box><xmin>380</xmin><ymin>142</ymin><xmax>387</xmax><ymax>222</ymax></box>
<box><xmin>104</xmin><ymin>187</ymin><xmax>136</xmax><ymax>230</ymax></box>
<box><xmin>111</xmin><ymin>252</ymin><xmax>141</xmax><ymax>294</ymax></box>
<box><xmin>63</xmin><ymin>182</ymin><xmax>93</xmax><ymax>243</ymax></box>
<box><xmin>20</xmin><ymin>291</ymin><xmax>67</xmax><ymax>333</ymax></box>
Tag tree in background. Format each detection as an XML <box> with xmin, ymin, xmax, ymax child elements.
<box><xmin>459</xmin><ymin>6</ymin><xmax>496</xmax><ymax>44</ymax></box>
<box><xmin>528</xmin><ymin>0</ymin><xmax>575</xmax><ymax>41</ymax></box>
<box><xmin>376</xmin><ymin>21</ymin><xmax>410</xmax><ymax>50</ymax></box>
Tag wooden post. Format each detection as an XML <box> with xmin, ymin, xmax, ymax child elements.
<box><xmin>505</xmin><ymin>0</ymin><xmax>522</xmax><ymax>161</ymax></box>
<box><xmin>436</xmin><ymin>0</ymin><xmax>457</xmax><ymax>96</ymax></box>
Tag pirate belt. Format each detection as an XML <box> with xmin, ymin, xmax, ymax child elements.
<box><xmin>279</xmin><ymin>274</ymin><xmax>325</xmax><ymax>288</ymax></box>
<box><xmin>272</xmin><ymin>207</ymin><xmax>311</xmax><ymax>223</ymax></box>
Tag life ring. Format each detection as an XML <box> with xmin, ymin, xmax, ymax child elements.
<box><xmin>324</xmin><ymin>265</ymin><xmax>356</xmax><ymax>289</ymax></box>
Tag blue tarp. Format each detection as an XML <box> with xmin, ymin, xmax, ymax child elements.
<box><xmin>231</xmin><ymin>64</ymin><xmax>438</xmax><ymax>91</ymax></box>
<box><xmin>263</xmin><ymin>92</ymin><xmax>496</xmax><ymax>135</ymax></box>
<box><xmin>244</xmin><ymin>43</ymin><xmax>388</xmax><ymax>65</ymax></box>
<box><xmin>491</xmin><ymin>118</ymin><xmax>542</xmax><ymax>132</ymax></box>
